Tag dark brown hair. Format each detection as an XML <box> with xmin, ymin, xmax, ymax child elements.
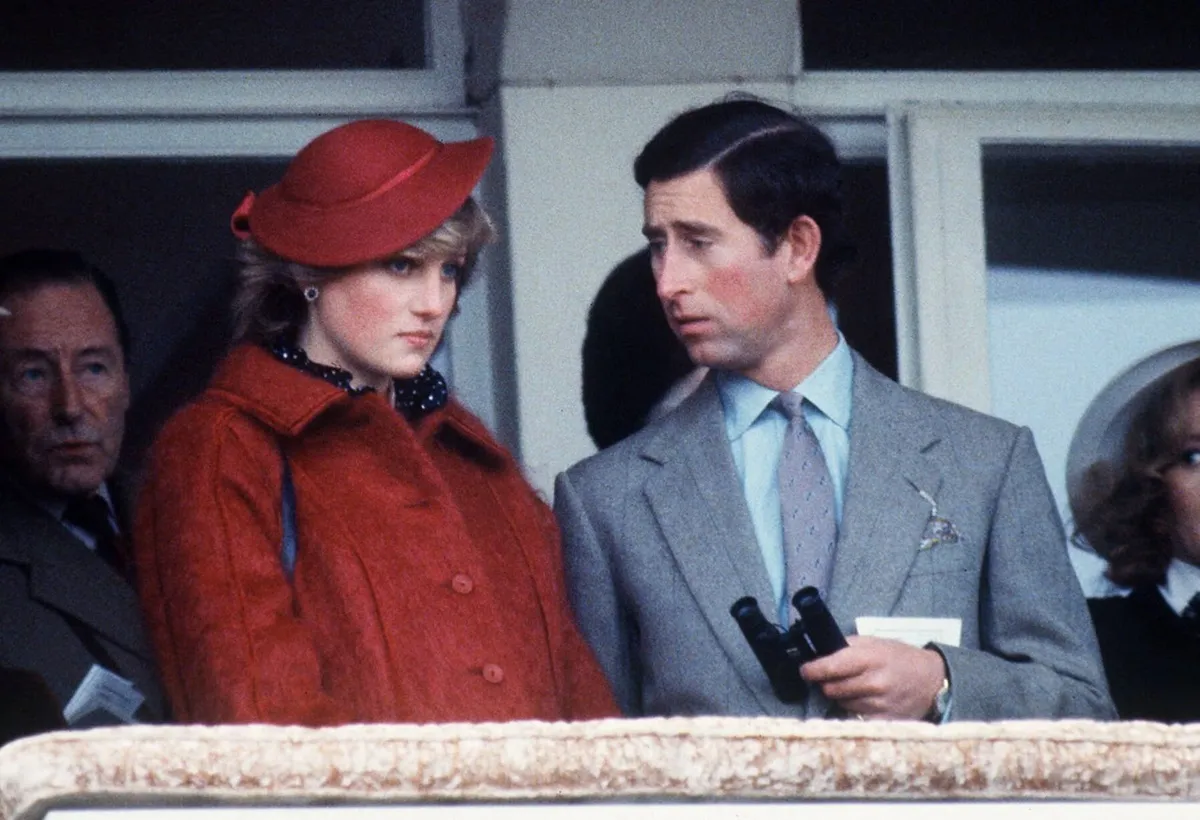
<box><xmin>633</xmin><ymin>95</ymin><xmax>856</xmax><ymax>299</ymax></box>
<box><xmin>0</xmin><ymin>248</ymin><xmax>130</xmax><ymax>362</ymax></box>
<box><xmin>1075</xmin><ymin>358</ymin><xmax>1200</xmax><ymax>586</ymax></box>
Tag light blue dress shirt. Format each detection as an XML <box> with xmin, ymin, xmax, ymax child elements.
<box><xmin>716</xmin><ymin>336</ymin><xmax>854</xmax><ymax>625</ymax></box>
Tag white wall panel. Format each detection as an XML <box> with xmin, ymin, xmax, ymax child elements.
<box><xmin>502</xmin><ymin>0</ymin><xmax>798</xmax><ymax>86</ymax></box>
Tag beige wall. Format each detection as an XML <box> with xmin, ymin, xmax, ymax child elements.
<box><xmin>501</xmin><ymin>1</ymin><xmax>798</xmax><ymax>85</ymax></box>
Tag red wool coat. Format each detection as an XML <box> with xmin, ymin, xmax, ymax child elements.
<box><xmin>134</xmin><ymin>344</ymin><xmax>617</xmax><ymax>725</ymax></box>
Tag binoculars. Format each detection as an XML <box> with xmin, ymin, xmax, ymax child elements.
<box><xmin>730</xmin><ymin>586</ymin><xmax>848</xmax><ymax>703</ymax></box>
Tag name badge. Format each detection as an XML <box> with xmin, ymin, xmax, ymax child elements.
<box><xmin>63</xmin><ymin>664</ymin><xmax>145</xmax><ymax>726</ymax></box>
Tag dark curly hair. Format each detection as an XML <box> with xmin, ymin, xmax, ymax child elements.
<box><xmin>581</xmin><ymin>248</ymin><xmax>694</xmax><ymax>449</ymax></box>
<box><xmin>1075</xmin><ymin>358</ymin><xmax>1200</xmax><ymax>586</ymax></box>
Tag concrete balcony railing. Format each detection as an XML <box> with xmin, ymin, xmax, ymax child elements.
<box><xmin>3</xmin><ymin>717</ymin><xmax>1200</xmax><ymax>819</ymax></box>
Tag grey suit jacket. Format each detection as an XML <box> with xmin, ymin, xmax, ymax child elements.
<box><xmin>555</xmin><ymin>353</ymin><xmax>1115</xmax><ymax>720</ymax></box>
<box><xmin>0</xmin><ymin>481</ymin><xmax>166</xmax><ymax>724</ymax></box>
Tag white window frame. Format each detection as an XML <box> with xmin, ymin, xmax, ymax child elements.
<box><xmin>893</xmin><ymin>102</ymin><xmax>1200</xmax><ymax>413</ymax></box>
<box><xmin>0</xmin><ymin>1</ymin><xmax>467</xmax><ymax>118</ymax></box>
<box><xmin>787</xmin><ymin>72</ymin><xmax>1200</xmax><ymax>404</ymax></box>
<box><xmin>0</xmin><ymin>1</ymin><xmax>505</xmax><ymax>429</ymax></box>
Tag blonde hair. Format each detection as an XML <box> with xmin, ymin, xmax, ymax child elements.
<box><xmin>231</xmin><ymin>196</ymin><xmax>495</xmax><ymax>345</ymax></box>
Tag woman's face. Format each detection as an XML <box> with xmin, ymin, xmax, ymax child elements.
<box><xmin>300</xmin><ymin>253</ymin><xmax>461</xmax><ymax>389</ymax></box>
<box><xmin>1163</xmin><ymin>389</ymin><xmax>1200</xmax><ymax>566</ymax></box>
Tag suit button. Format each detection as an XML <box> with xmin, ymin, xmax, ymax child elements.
<box><xmin>482</xmin><ymin>664</ymin><xmax>505</xmax><ymax>684</ymax></box>
<box><xmin>451</xmin><ymin>573</ymin><xmax>474</xmax><ymax>594</ymax></box>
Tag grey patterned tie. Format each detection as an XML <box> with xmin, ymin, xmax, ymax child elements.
<box><xmin>776</xmin><ymin>392</ymin><xmax>837</xmax><ymax>609</ymax></box>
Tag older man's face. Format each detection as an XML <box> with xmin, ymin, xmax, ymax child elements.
<box><xmin>0</xmin><ymin>282</ymin><xmax>129</xmax><ymax>497</ymax></box>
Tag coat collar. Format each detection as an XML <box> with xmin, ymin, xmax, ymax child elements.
<box><xmin>209</xmin><ymin>344</ymin><xmax>508</xmax><ymax>464</ymax></box>
<box><xmin>209</xmin><ymin>344</ymin><xmax>360</xmax><ymax>436</ymax></box>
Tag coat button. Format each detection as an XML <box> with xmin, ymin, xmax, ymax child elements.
<box><xmin>482</xmin><ymin>664</ymin><xmax>505</xmax><ymax>684</ymax></box>
<box><xmin>451</xmin><ymin>573</ymin><xmax>474</xmax><ymax>594</ymax></box>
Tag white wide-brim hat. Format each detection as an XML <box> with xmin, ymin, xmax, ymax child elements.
<box><xmin>1066</xmin><ymin>340</ymin><xmax>1200</xmax><ymax>547</ymax></box>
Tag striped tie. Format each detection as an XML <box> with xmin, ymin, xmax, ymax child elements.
<box><xmin>63</xmin><ymin>494</ymin><xmax>126</xmax><ymax>578</ymax></box>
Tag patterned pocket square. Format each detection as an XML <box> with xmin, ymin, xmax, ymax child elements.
<box><xmin>916</xmin><ymin>489</ymin><xmax>960</xmax><ymax>551</ymax></box>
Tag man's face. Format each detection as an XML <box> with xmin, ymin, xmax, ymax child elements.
<box><xmin>0</xmin><ymin>282</ymin><xmax>129</xmax><ymax>496</ymax></box>
<box><xmin>643</xmin><ymin>168</ymin><xmax>800</xmax><ymax>388</ymax></box>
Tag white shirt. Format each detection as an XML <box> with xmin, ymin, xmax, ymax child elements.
<box><xmin>1158</xmin><ymin>558</ymin><xmax>1200</xmax><ymax>616</ymax></box>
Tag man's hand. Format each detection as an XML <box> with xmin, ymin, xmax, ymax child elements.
<box><xmin>800</xmin><ymin>636</ymin><xmax>946</xmax><ymax>720</ymax></box>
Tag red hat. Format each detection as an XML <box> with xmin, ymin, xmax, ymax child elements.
<box><xmin>230</xmin><ymin>119</ymin><xmax>494</xmax><ymax>268</ymax></box>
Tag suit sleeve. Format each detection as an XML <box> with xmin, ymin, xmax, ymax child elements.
<box><xmin>936</xmin><ymin>426</ymin><xmax>1116</xmax><ymax>720</ymax></box>
<box><xmin>134</xmin><ymin>409</ymin><xmax>351</xmax><ymax>725</ymax></box>
<box><xmin>554</xmin><ymin>469</ymin><xmax>642</xmax><ymax>716</ymax></box>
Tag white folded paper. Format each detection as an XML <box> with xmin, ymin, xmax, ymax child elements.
<box><xmin>62</xmin><ymin>664</ymin><xmax>144</xmax><ymax>726</ymax></box>
<box><xmin>855</xmin><ymin>616</ymin><xmax>962</xmax><ymax>648</ymax></box>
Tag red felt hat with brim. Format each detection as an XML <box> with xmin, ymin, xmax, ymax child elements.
<box><xmin>230</xmin><ymin>119</ymin><xmax>494</xmax><ymax>268</ymax></box>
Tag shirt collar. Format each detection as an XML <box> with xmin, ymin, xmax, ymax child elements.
<box><xmin>1159</xmin><ymin>558</ymin><xmax>1200</xmax><ymax>616</ymax></box>
<box><xmin>716</xmin><ymin>334</ymin><xmax>854</xmax><ymax>442</ymax></box>
<box><xmin>36</xmin><ymin>482</ymin><xmax>115</xmax><ymax>526</ymax></box>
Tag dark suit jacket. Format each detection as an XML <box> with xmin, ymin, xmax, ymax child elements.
<box><xmin>0</xmin><ymin>667</ymin><xmax>65</xmax><ymax>745</ymax></box>
<box><xmin>0</xmin><ymin>480</ymin><xmax>166</xmax><ymax>727</ymax></box>
<box><xmin>1090</xmin><ymin>586</ymin><xmax>1200</xmax><ymax>722</ymax></box>
<box><xmin>556</xmin><ymin>353</ymin><xmax>1115</xmax><ymax>720</ymax></box>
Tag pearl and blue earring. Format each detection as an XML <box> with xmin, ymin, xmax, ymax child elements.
<box><xmin>303</xmin><ymin>286</ymin><xmax>320</xmax><ymax>303</ymax></box>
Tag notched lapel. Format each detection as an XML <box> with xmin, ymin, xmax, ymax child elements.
<box><xmin>641</xmin><ymin>382</ymin><xmax>778</xmax><ymax>712</ymax></box>
<box><xmin>827</xmin><ymin>358</ymin><xmax>944</xmax><ymax>628</ymax></box>
<box><xmin>23</xmin><ymin>514</ymin><xmax>155</xmax><ymax>661</ymax></box>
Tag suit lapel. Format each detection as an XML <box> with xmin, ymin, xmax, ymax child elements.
<box><xmin>0</xmin><ymin>488</ymin><xmax>155</xmax><ymax>662</ymax></box>
<box><xmin>827</xmin><ymin>355</ymin><xmax>944</xmax><ymax>627</ymax></box>
<box><xmin>641</xmin><ymin>379</ymin><xmax>778</xmax><ymax>712</ymax></box>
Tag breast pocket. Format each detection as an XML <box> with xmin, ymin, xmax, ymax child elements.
<box><xmin>894</xmin><ymin>534</ymin><xmax>978</xmax><ymax>621</ymax></box>
<box><xmin>906</xmin><ymin>524</ymin><xmax>975</xmax><ymax>576</ymax></box>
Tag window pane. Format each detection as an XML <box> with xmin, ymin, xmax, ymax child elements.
<box><xmin>0</xmin><ymin>0</ymin><xmax>427</xmax><ymax>70</ymax></box>
<box><xmin>837</xmin><ymin>160</ymin><xmax>896</xmax><ymax>381</ymax></box>
<box><xmin>986</xmin><ymin>147</ymin><xmax>1200</xmax><ymax>276</ymax></box>
<box><xmin>983</xmin><ymin>145</ymin><xmax>1200</xmax><ymax>533</ymax></box>
<box><xmin>0</xmin><ymin>157</ymin><xmax>287</xmax><ymax>463</ymax></box>
<box><xmin>802</xmin><ymin>0</ymin><xmax>1200</xmax><ymax>71</ymax></box>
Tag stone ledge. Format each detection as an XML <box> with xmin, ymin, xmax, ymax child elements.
<box><xmin>2</xmin><ymin>718</ymin><xmax>1198</xmax><ymax>820</ymax></box>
